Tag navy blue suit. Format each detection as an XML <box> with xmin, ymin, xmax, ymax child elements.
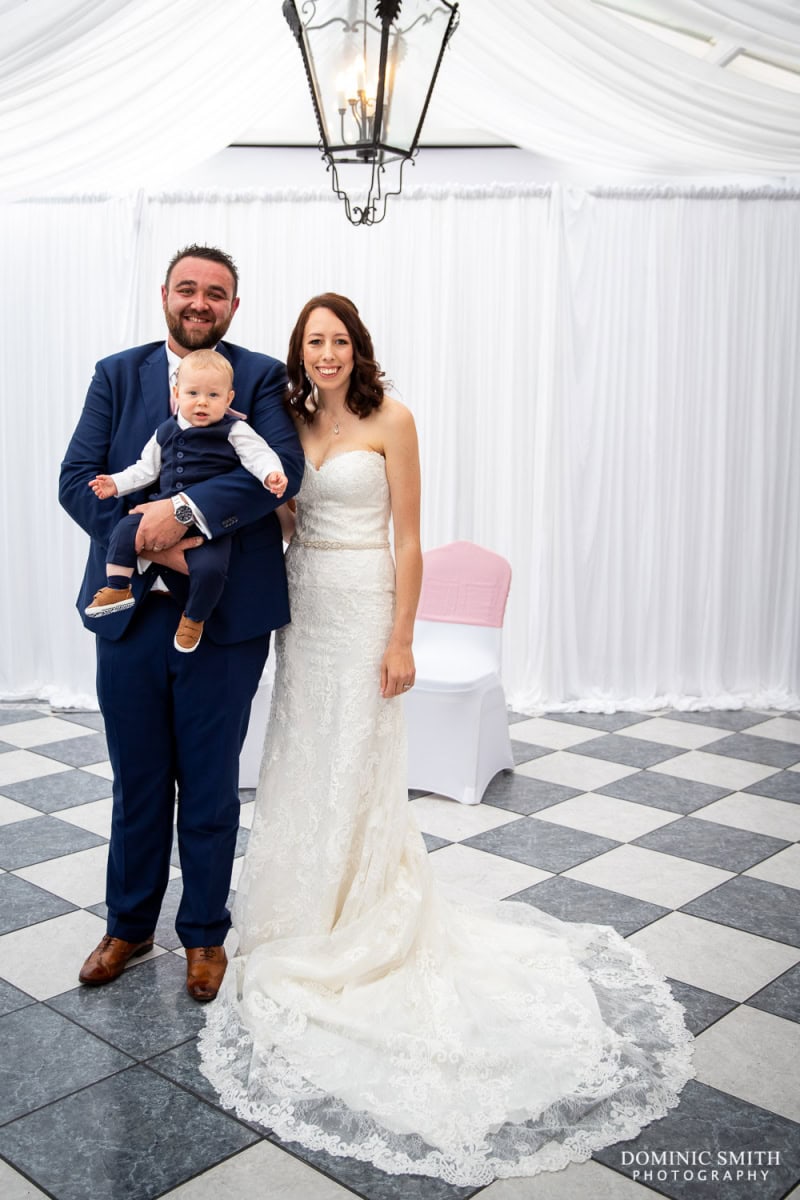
<box><xmin>59</xmin><ymin>341</ymin><xmax>304</xmax><ymax>947</ymax></box>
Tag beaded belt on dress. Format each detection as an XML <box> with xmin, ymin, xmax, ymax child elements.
<box><xmin>293</xmin><ymin>538</ymin><xmax>390</xmax><ymax>550</ymax></box>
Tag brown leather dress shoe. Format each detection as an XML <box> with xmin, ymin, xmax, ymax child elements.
<box><xmin>185</xmin><ymin>945</ymin><xmax>228</xmax><ymax>1002</ymax></box>
<box><xmin>79</xmin><ymin>934</ymin><xmax>154</xmax><ymax>986</ymax></box>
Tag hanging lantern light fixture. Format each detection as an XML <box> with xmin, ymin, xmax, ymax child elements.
<box><xmin>283</xmin><ymin>0</ymin><xmax>460</xmax><ymax>226</ymax></box>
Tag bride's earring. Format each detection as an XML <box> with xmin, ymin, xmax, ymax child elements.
<box><xmin>304</xmin><ymin>379</ymin><xmax>319</xmax><ymax>414</ymax></box>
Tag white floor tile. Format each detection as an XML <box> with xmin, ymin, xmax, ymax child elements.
<box><xmin>743</xmin><ymin>843</ymin><xmax>800</xmax><ymax>890</ymax></box>
<box><xmin>516</xmin><ymin>752</ymin><xmax>637</xmax><ymax>792</ymax></box>
<box><xmin>696</xmin><ymin>791</ymin><xmax>800</xmax><ymax>842</ymax></box>
<box><xmin>428</xmin><ymin>842</ymin><xmax>551</xmax><ymax>899</ymax></box>
<box><xmin>649</xmin><ymin>751</ymin><xmax>778</xmax><ymax>790</ymax></box>
<box><xmin>0</xmin><ymin>751</ymin><xmax>70</xmax><ymax>787</ymax></box>
<box><xmin>0</xmin><ymin>909</ymin><xmax>163</xmax><ymax>1000</ymax></box>
<box><xmin>14</xmin><ymin>845</ymin><xmax>111</xmax><ymax>907</ymax></box>
<box><xmin>509</xmin><ymin>717</ymin><xmax>600</xmax><ymax>750</ymax></box>
<box><xmin>529</xmin><ymin>793</ymin><xmax>680</xmax><ymax>841</ymax></box>
<box><xmin>746</xmin><ymin>717</ymin><xmax>800</xmax><ymax>746</ymax></box>
<box><xmin>230</xmin><ymin>857</ymin><xmax>243</xmax><ymax>890</ymax></box>
<box><xmin>627</xmin><ymin>912</ymin><xmax>800</xmax><ymax>1001</ymax></box>
<box><xmin>238</xmin><ymin>800</ymin><xmax>255</xmax><ymax>829</ymax></box>
<box><xmin>160</xmin><ymin>1140</ymin><xmax>354</xmax><ymax>1199</ymax></box>
<box><xmin>0</xmin><ymin>716</ymin><xmax>97</xmax><ymax>749</ymax></box>
<box><xmin>57</xmin><ymin>797</ymin><xmax>113</xmax><ymax>838</ymax></box>
<box><xmin>694</xmin><ymin>1005</ymin><xmax>800</xmax><ymax>1122</ymax></box>
<box><xmin>618</xmin><ymin>717</ymin><xmax>732</xmax><ymax>749</ymax></box>
<box><xmin>0</xmin><ymin>794</ymin><xmax>40</xmax><ymax>825</ymax></box>
<box><xmin>409</xmin><ymin>795</ymin><xmax>518</xmax><ymax>841</ymax></box>
<box><xmin>80</xmin><ymin>761</ymin><xmax>115</xmax><ymax>780</ymax></box>
<box><xmin>0</xmin><ymin>1159</ymin><xmax>50</xmax><ymax>1200</ymax></box>
<box><xmin>564</xmin><ymin>844</ymin><xmax>733</xmax><ymax>908</ymax></box>
<box><xmin>479</xmin><ymin>1159</ymin><xmax>657</xmax><ymax>1199</ymax></box>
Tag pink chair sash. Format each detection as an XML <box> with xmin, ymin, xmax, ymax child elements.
<box><xmin>417</xmin><ymin>541</ymin><xmax>511</xmax><ymax>628</ymax></box>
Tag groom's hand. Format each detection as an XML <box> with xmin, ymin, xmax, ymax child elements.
<box><xmin>132</xmin><ymin>498</ymin><xmax>185</xmax><ymax>553</ymax></box>
<box><xmin>140</xmin><ymin>538</ymin><xmax>203</xmax><ymax>576</ymax></box>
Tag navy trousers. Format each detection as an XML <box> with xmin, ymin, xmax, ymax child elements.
<box><xmin>96</xmin><ymin>594</ymin><xmax>269</xmax><ymax>947</ymax></box>
<box><xmin>107</xmin><ymin>513</ymin><xmax>232</xmax><ymax>622</ymax></box>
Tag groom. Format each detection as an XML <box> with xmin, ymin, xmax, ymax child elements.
<box><xmin>59</xmin><ymin>245</ymin><xmax>303</xmax><ymax>1000</ymax></box>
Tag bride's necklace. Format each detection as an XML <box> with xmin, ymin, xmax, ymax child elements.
<box><xmin>318</xmin><ymin>404</ymin><xmax>343</xmax><ymax>435</ymax></box>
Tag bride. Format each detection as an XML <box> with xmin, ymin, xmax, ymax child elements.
<box><xmin>199</xmin><ymin>294</ymin><xmax>693</xmax><ymax>1186</ymax></box>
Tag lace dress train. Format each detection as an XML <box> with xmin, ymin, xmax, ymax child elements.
<box><xmin>199</xmin><ymin>452</ymin><xmax>693</xmax><ymax>1186</ymax></box>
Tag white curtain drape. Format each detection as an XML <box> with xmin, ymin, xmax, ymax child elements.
<box><xmin>1</xmin><ymin>1</ymin><xmax>799</xmax><ymax>199</ymax></box>
<box><xmin>1</xmin><ymin>184</ymin><xmax>797</xmax><ymax>711</ymax></box>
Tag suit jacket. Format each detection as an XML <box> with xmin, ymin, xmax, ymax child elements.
<box><xmin>59</xmin><ymin>340</ymin><xmax>305</xmax><ymax>644</ymax></box>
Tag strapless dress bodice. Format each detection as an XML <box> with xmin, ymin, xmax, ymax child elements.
<box><xmin>294</xmin><ymin>451</ymin><xmax>390</xmax><ymax>547</ymax></box>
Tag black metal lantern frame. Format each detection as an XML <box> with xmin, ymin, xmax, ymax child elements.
<box><xmin>283</xmin><ymin>0</ymin><xmax>460</xmax><ymax>225</ymax></box>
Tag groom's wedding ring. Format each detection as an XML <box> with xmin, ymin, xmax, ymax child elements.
<box><xmin>403</xmin><ymin>683</ymin><xmax>412</xmax><ymax>690</ymax></box>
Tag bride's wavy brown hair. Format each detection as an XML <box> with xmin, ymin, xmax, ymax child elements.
<box><xmin>285</xmin><ymin>293</ymin><xmax>385</xmax><ymax>423</ymax></box>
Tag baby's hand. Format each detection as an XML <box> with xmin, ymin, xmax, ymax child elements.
<box><xmin>265</xmin><ymin>471</ymin><xmax>288</xmax><ymax>498</ymax></box>
<box><xmin>89</xmin><ymin>475</ymin><xmax>118</xmax><ymax>499</ymax></box>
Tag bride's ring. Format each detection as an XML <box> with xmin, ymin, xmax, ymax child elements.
<box><xmin>402</xmin><ymin>683</ymin><xmax>412</xmax><ymax>690</ymax></box>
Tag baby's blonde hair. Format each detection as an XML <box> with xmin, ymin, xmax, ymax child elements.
<box><xmin>176</xmin><ymin>349</ymin><xmax>233</xmax><ymax>388</ymax></box>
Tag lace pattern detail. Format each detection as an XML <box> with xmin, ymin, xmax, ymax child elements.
<box><xmin>199</xmin><ymin>451</ymin><xmax>693</xmax><ymax>1184</ymax></box>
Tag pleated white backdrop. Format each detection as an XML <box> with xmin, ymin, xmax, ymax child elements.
<box><xmin>1</xmin><ymin>183</ymin><xmax>797</xmax><ymax>711</ymax></box>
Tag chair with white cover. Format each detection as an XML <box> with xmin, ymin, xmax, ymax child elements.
<box><xmin>404</xmin><ymin>541</ymin><xmax>513</xmax><ymax>805</ymax></box>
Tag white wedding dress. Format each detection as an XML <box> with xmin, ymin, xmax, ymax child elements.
<box><xmin>199</xmin><ymin>450</ymin><xmax>693</xmax><ymax>1186</ymax></box>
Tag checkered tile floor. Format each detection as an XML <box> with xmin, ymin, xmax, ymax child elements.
<box><xmin>1</xmin><ymin>703</ymin><xmax>799</xmax><ymax>1200</ymax></box>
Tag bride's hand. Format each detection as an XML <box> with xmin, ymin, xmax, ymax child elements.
<box><xmin>380</xmin><ymin>643</ymin><xmax>415</xmax><ymax>699</ymax></box>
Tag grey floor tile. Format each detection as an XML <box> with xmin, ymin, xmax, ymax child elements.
<box><xmin>147</xmin><ymin>1037</ymin><xmax>222</xmax><ymax>1105</ymax></box>
<box><xmin>463</xmin><ymin>818</ymin><xmax>620</xmax><ymax>873</ymax></box>
<box><xmin>268</xmin><ymin>1136</ymin><xmax>480</xmax><ymax>1200</ymax></box>
<box><xmin>480</xmin><ymin>773</ymin><xmax>582</xmax><ymax>815</ymax></box>
<box><xmin>0</xmin><ymin>977</ymin><xmax>36</xmax><ymax>1018</ymax></box>
<box><xmin>668</xmin><ymin>710</ymin><xmax>767</xmax><ymax>732</ymax></box>
<box><xmin>746</xmin><ymin>963</ymin><xmax>800</xmax><ymax>1024</ymax></box>
<box><xmin>0</xmin><ymin>815</ymin><xmax>106</xmax><ymax>869</ymax></box>
<box><xmin>0</xmin><ymin>709</ymin><xmax>43</xmax><ymax>727</ymax></box>
<box><xmin>570</xmin><ymin>734</ymin><xmax>683</xmax><ymax>769</ymax></box>
<box><xmin>593</xmin><ymin>1080</ymin><xmax>800</xmax><ymax>1199</ymax></box>
<box><xmin>681</xmin><ymin>876</ymin><xmax>800</xmax><ymax>948</ymax></box>
<box><xmin>703</xmin><ymin>733</ymin><xmax>800</xmax><ymax>769</ymax></box>
<box><xmin>665</xmin><ymin>979</ymin><xmax>738</xmax><ymax>1035</ymax></box>
<box><xmin>48</xmin><ymin>953</ymin><xmax>204</xmax><ymax>1058</ymax></box>
<box><xmin>32</xmin><ymin>732</ymin><xmax>109</xmax><ymax>768</ymax></box>
<box><xmin>597</xmin><ymin>772</ymin><xmax>730</xmax><ymax>814</ymax></box>
<box><xmin>0</xmin><ymin>873</ymin><xmax>77</xmax><ymax>934</ymax></box>
<box><xmin>632</xmin><ymin>817</ymin><xmax>789</xmax><ymax>873</ymax></box>
<box><xmin>0</xmin><ymin>1003</ymin><xmax>132</xmax><ymax>1125</ymax></box>
<box><xmin>409</xmin><ymin>788</ymin><xmax>433</xmax><ymax>800</ymax></box>
<box><xmin>423</xmin><ymin>833</ymin><xmax>451</xmax><ymax>852</ymax></box>
<box><xmin>51</xmin><ymin>710</ymin><xmax>106</xmax><ymax>732</ymax></box>
<box><xmin>507</xmin><ymin>709</ymin><xmax>534</xmax><ymax>725</ymax></box>
<box><xmin>510</xmin><ymin>741</ymin><xmax>551</xmax><ymax>766</ymax></box>
<box><xmin>0</xmin><ymin>740</ymin><xmax>14</xmax><ymax>754</ymax></box>
<box><xmin>0</xmin><ymin>769</ymin><xmax>113</xmax><ymax>813</ymax></box>
<box><xmin>0</xmin><ymin>1065</ymin><xmax>260</xmax><ymax>1200</ymax></box>
<box><xmin>507</xmin><ymin>875</ymin><xmax>668</xmax><ymax>937</ymax></box>
<box><xmin>148</xmin><ymin>1040</ymin><xmax>266</xmax><ymax>1136</ymax></box>
<box><xmin>544</xmin><ymin>711</ymin><xmax>646</xmax><ymax>732</ymax></box>
<box><xmin>743</xmin><ymin>772</ymin><xmax>800</xmax><ymax>804</ymax></box>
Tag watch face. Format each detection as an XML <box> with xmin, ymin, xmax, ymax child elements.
<box><xmin>174</xmin><ymin>504</ymin><xmax>194</xmax><ymax>525</ymax></box>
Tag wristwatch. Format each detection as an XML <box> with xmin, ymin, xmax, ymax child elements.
<box><xmin>171</xmin><ymin>495</ymin><xmax>194</xmax><ymax>526</ymax></box>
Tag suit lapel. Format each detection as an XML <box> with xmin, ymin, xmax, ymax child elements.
<box><xmin>139</xmin><ymin>345</ymin><xmax>171</xmax><ymax>432</ymax></box>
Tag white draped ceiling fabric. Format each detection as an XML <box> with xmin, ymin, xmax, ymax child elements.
<box><xmin>0</xmin><ymin>1</ymin><xmax>798</xmax><ymax>712</ymax></box>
